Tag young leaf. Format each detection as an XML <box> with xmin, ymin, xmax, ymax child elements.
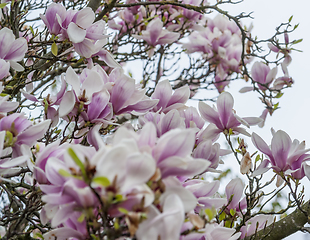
<box><xmin>92</xmin><ymin>176</ymin><xmax>110</xmax><ymax>187</ymax></box>
<box><xmin>51</xmin><ymin>42</ymin><xmax>58</xmax><ymax>56</ymax></box>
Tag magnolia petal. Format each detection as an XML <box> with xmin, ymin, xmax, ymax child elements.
<box><xmin>67</xmin><ymin>22</ymin><xmax>87</xmax><ymax>43</ymax></box>
<box><xmin>17</xmin><ymin>120</ymin><xmax>51</xmax><ymax>146</ymax></box>
<box><xmin>59</xmin><ymin>91</ymin><xmax>75</xmax><ymax>117</ymax></box>
<box><xmin>66</xmin><ymin>67</ymin><xmax>80</xmax><ymax>95</ymax></box>
<box><xmin>271</xmin><ymin>130</ymin><xmax>291</xmax><ymax>170</ymax></box>
<box><xmin>242</xmin><ymin>117</ymin><xmax>263</xmax><ymax>126</ymax></box>
<box><xmin>154</xmin><ymin>128</ymin><xmax>195</xmax><ymax>163</ymax></box>
<box><xmin>0</xmin><ymin>155</ymin><xmax>28</xmax><ymax>168</ymax></box>
<box><xmin>198</xmin><ymin>102</ymin><xmax>220</xmax><ymax>127</ymax></box>
<box><xmin>148</xmin><ymin>18</ymin><xmax>163</xmax><ymax>45</ymax></box>
<box><xmin>239</xmin><ymin>86</ymin><xmax>254</xmax><ymax>93</ymax></box>
<box><xmin>302</xmin><ymin>162</ymin><xmax>310</xmax><ymax>181</ymax></box>
<box><xmin>51</xmin><ymin>203</ymin><xmax>75</xmax><ymax>227</ymax></box>
<box><xmin>217</xmin><ymin>92</ymin><xmax>234</xmax><ymax>128</ymax></box>
<box><xmin>252</xmin><ymin>132</ymin><xmax>273</xmax><ymax>159</ymax></box>
<box><xmin>82</xmin><ymin>70</ymin><xmax>105</xmax><ymax>102</ymax></box>
<box><xmin>97</xmin><ymin>49</ymin><xmax>121</xmax><ymax>68</ymax></box>
<box><xmin>123</xmin><ymin>152</ymin><xmax>156</xmax><ymax>189</ymax></box>
<box><xmin>167</xmin><ymin>85</ymin><xmax>190</xmax><ymax>107</ymax></box>
<box><xmin>9</xmin><ymin>61</ymin><xmax>24</xmax><ymax>72</ymax></box>
<box><xmin>138</xmin><ymin>122</ymin><xmax>157</xmax><ymax>149</ymax></box>
<box><xmin>4</xmin><ymin>37</ymin><xmax>27</xmax><ymax>61</ymax></box>
<box><xmin>160</xmin><ymin>186</ymin><xmax>197</xmax><ymax>213</ymax></box>
<box><xmin>152</xmin><ymin>80</ymin><xmax>172</xmax><ymax>111</ymax></box>
<box><xmin>225</xmin><ymin>178</ymin><xmax>244</xmax><ymax>210</ymax></box>
<box><xmin>76</xmin><ymin>7</ymin><xmax>95</xmax><ymax>29</ymax></box>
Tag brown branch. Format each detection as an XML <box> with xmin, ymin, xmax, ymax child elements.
<box><xmin>244</xmin><ymin>200</ymin><xmax>310</xmax><ymax>240</ymax></box>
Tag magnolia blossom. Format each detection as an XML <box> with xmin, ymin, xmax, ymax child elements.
<box><xmin>252</xmin><ymin>129</ymin><xmax>310</xmax><ymax>176</ymax></box>
<box><xmin>133</xmin><ymin>18</ymin><xmax>180</xmax><ymax>47</ymax></box>
<box><xmin>0</xmin><ymin>27</ymin><xmax>27</xmax><ymax>76</ymax></box>
<box><xmin>41</xmin><ymin>4</ymin><xmax>108</xmax><ymax>58</ymax></box>
<box><xmin>0</xmin><ymin>113</ymin><xmax>50</xmax><ymax>157</ymax></box>
<box><xmin>225</xmin><ymin>178</ymin><xmax>246</xmax><ymax>213</ymax></box>
<box><xmin>199</xmin><ymin>92</ymin><xmax>262</xmax><ymax>137</ymax></box>
<box><xmin>151</xmin><ymin>79</ymin><xmax>190</xmax><ymax>113</ymax></box>
<box><xmin>251</xmin><ymin>61</ymin><xmax>277</xmax><ymax>90</ymax></box>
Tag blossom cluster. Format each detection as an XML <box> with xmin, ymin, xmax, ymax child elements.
<box><xmin>0</xmin><ymin>1</ymin><xmax>307</xmax><ymax>240</ymax></box>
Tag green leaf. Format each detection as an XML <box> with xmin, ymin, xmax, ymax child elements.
<box><xmin>205</xmin><ymin>208</ymin><xmax>214</xmax><ymax>221</ymax></box>
<box><xmin>219</xmin><ymin>211</ymin><xmax>226</xmax><ymax>221</ymax></box>
<box><xmin>0</xmin><ymin>3</ymin><xmax>8</xmax><ymax>8</ymax></box>
<box><xmin>118</xmin><ymin>207</ymin><xmax>129</xmax><ymax>214</ymax></box>
<box><xmin>255</xmin><ymin>154</ymin><xmax>261</xmax><ymax>162</ymax></box>
<box><xmin>91</xmin><ymin>234</ymin><xmax>100</xmax><ymax>240</ymax></box>
<box><xmin>114</xmin><ymin>218</ymin><xmax>120</xmax><ymax>230</ymax></box>
<box><xmin>288</xmin><ymin>15</ymin><xmax>293</xmax><ymax>22</ymax></box>
<box><xmin>58</xmin><ymin>169</ymin><xmax>72</xmax><ymax>177</ymax></box>
<box><xmin>275</xmin><ymin>92</ymin><xmax>283</xmax><ymax>98</ymax></box>
<box><xmin>68</xmin><ymin>148</ymin><xmax>87</xmax><ymax>180</ymax></box>
<box><xmin>77</xmin><ymin>213</ymin><xmax>85</xmax><ymax>222</ymax></box>
<box><xmin>92</xmin><ymin>176</ymin><xmax>110</xmax><ymax>187</ymax></box>
<box><xmin>51</xmin><ymin>42</ymin><xmax>58</xmax><ymax>56</ymax></box>
<box><xmin>33</xmin><ymin>233</ymin><xmax>44</xmax><ymax>240</ymax></box>
<box><xmin>294</xmin><ymin>23</ymin><xmax>299</xmax><ymax>30</ymax></box>
<box><xmin>225</xmin><ymin>220</ymin><xmax>232</xmax><ymax>228</ymax></box>
<box><xmin>292</xmin><ymin>39</ymin><xmax>303</xmax><ymax>44</ymax></box>
<box><xmin>230</xmin><ymin>208</ymin><xmax>236</xmax><ymax>216</ymax></box>
<box><xmin>29</xmin><ymin>26</ymin><xmax>35</xmax><ymax>36</ymax></box>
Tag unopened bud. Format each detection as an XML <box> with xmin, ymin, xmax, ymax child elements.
<box><xmin>240</xmin><ymin>152</ymin><xmax>252</xmax><ymax>174</ymax></box>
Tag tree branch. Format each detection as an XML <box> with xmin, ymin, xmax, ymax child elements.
<box><xmin>245</xmin><ymin>200</ymin><xmax>310</xmax><ymax>240</ymax></box>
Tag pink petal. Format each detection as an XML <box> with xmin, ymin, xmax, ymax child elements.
<box><xmin>152</xmin><ymin>80</ymin><xmax>172</xmax><ymax>111</ymax></box>
<box><xmin>123</xmin><ymin>152</ymin><xmax>156</xmax><ymax>189</ymax></box>
<box><xmin>198</xmin><ymin>102</ymin><xmax>220</xmax><ymax>127</ymax></box>
<box><xmin>75</xmin><ymin>7</ymin><xmax>95</xmax><ymax>29</ymax></box>
<box><xmin>147</xmin><ymin>18</ymin><xmax>163</xmax><ymax>45</ymax></box>
<box><xmin>4</xmin><ymin>37</ymin><xmax>27</xmax><ymax>61</ymax></box>
<box><xmin>153</xmin><ymin>128</ymin><xmax>195</xmax><ymax>163</ymax></box>
<box><xmin>59</xmin><ymin>91</ymin><xmax>76</xmax><ymax>117</ymax></box>
<box><xmin>67</xmin><ymin>22</ymin><xmax>86</xmax><ymax>43</ymax></box>
<box><xmin>271</xmin><ymin>130</ymin><xmax>292</xmax><ymax>170</ymax></box>
<box><xmin>217</xmin><ymin>92</ymin><xmax>234</xmax><ymax>128</ymax></box>
<box><xmin>251</xmin><ymin>132</ymin><xmax>273</xmax><ymax>161</ymax></box>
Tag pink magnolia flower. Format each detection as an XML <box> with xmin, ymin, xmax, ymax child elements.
<box><xmin>252</xmin><ymin>130</ymin><xmax>310</xmax><ymax>174</ymax></box>
<box><xmin>225</xmin><ymin>178</ymin><xmax>247</xmax><ymax>213</ymax></box>
<box><xmin>193</xmin><ymin>140</ymin><xmax>231</xmax><ymax>171</ymax></box>
<box><xmin>135</xmin><ymin>194</ymin><xmax>185</xmax><ymax>240</ymax></box>
<box><xmin>151</xmin><ymin>79</ymin><xmax>190</xmax><ymax>113</ymax></box>
<box><xmin>40</xmin><ymin>3</ymin><xmax>67</xmax><ymax>36</ymax></box>
<box><xmin>251</xmin><ymin>62</ymin><xmax>277</xmax><ymax>90</ymax></box>
<box><xmin>133</xmin><ymin>18</ymin><xmax>180</xmax><ymax>47</ymax></box>
<box><xmin>199</xmin><ymin>92</ymin><xmax>262</xmax><ymax>136</ymax></box>
<box><xmin>0</xmin><ymin>113</ymin><xmax>50</xmax><ymax>157</ymax></box>
<box><xmin>107</xmin><ymin>68</ymin><xmax>158</xmax><ymax>115</ymax></box>
<box><xmin>0</xmin><ymin>27</ymin><xmax>27</xmax><ymax>74</ymax></box>
<box><xmin>59</xmin><ymin>66</ymin><xmax>112</xmax><ymax>121</ymax></box>
<box><xmin>183</xmin><ymin>179</ymin><xmax>227</xmax><ymax>212</ymax></box>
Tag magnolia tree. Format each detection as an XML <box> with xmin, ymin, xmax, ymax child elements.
<box><xmin>0</xmin><ymin>0</ymin><xmax>308</xmax><ymax>239</ymax></box>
